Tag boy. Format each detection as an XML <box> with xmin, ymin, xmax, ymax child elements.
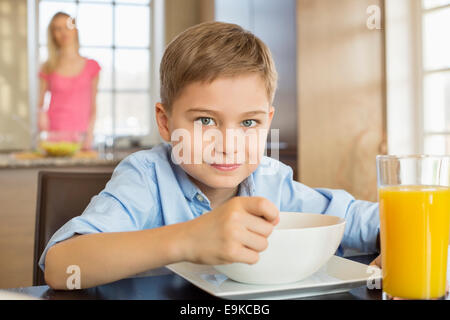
<box><xmin>41</xmin><ymin>22</ymin><xmax>380</xmax><ymax>290</ymax></box>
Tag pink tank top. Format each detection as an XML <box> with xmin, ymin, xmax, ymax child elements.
<box><xmin>39</xmin><ymin>58</ymin><xmax>101</xmax><ymax>133</ymax></box>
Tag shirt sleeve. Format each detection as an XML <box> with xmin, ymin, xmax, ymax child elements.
<box><xmin>38</xmin><ymin>154</ymin><xmax>157</xmax><ymax>272</ymax></box>
<box><xmin>89</xmin><ymin>59</ymin><xmax>101</xmax><ymax>79</ymax></box>
<box><xmin>279</xmin><ymin>166</ymin><xmax>380</xmax><ymax>256</ymax></box>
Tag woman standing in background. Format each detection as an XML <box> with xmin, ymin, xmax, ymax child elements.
<box><xmin>38</xmin><ymin>11</ymin><xmax>100</xmax><ymax>150</ymax></box>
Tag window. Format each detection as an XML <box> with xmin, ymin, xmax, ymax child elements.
<box><xmin>37</xmin><ymin>0</ymin><xmax>154</xmax><ymax>143</ymax></box>
<box><xmin>421</xmin><ymin>0</ymin><xmax>450</xmax><ymax>154</ymax></box>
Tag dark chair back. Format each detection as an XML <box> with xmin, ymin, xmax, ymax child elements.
<box><xmin>33</xmin><ymin>171</ymin><xmax>112</xmax><ymax>286</ymax></box>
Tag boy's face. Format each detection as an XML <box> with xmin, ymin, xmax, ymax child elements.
<box><xmin>156</xmin><ymin>73</ymin><xmax>274</xmax><ymax>191</ymax></box>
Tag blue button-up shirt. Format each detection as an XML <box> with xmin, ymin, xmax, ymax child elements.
<box><xmin>39</xmin><ymin>143</ymin><xmax>380</xmax><ymax>271</ymax></box>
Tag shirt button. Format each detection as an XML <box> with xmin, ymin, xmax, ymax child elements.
<box><xmin>196</xmin><ymin>194</ymin><xmax>204</xmax><ymax>202</ymax></box>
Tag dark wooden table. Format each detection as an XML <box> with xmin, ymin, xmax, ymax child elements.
<box><xmin>4</xmin><ymin>254</ymin><xmax>381</xmax><ymax>300</ymax></box>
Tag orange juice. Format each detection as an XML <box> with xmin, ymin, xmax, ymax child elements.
<box><xmin>379</xmin><ymin>185</ymin><xmax>450</xmax><ymax>299</ymax></box>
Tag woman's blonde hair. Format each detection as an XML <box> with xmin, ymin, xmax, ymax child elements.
<box><xmin>42</xmin><ymin>12</ymin><xmax>80</xmax><ymax>74</ymax></box>
<box><xmin>160</xmin><ymin>21</ymin><xmax>278</xmax><ymax>111</ymax></box>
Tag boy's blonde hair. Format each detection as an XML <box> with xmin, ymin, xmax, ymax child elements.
<box><xmin>160</xmin><ymin>21</ymin><xmax>278</xmax><ymax>111</ymax></box>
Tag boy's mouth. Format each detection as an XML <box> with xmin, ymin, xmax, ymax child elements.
<box><xmin>209</xmin><ymin>163</ymin><xmax>242</xmax><ymax>171</ymax></box>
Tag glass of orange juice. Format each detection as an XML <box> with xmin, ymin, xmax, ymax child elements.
<box><xmin>377</xmin><ymin>155</ymin><xmax>450</xmax><ymax>300</ymax></box>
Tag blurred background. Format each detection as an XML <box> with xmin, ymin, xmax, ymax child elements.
<box><xmin>0</xmin><ymin>0</ymin><xmax>449</xmax><ymax>288</ymax></box>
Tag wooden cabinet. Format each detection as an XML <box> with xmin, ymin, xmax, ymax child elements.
<box><xmin>297</xmin><ymin>0</ymin><xmax>386</xmax><ymax>202</ymax></box>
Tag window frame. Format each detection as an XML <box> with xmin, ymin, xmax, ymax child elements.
<box><xmin>419</xmin><ymin>1</ymin><xmax>450</xmax><ymax>154</ymax></box>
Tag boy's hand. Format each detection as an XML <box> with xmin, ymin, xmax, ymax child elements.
<box><xmin>369</xmin><ymin>254</ymin><xmax>381</xmax><ymax>268</ymax></box>
<box><xmin>181</xmin><ymin>197</ymin><xmax>280</xmax><ymax>266</ymax></box>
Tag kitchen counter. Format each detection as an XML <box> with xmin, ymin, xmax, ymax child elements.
<box><xmin>0</xmin><ymin>150</ymin><xmax>135</xmax><ymax>169</ymax></box>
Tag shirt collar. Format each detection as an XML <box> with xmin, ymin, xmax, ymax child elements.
<box><xmin>172</xmin><ymin>162</ymin><xmax>201</xmax><ymax>202</ymax></box>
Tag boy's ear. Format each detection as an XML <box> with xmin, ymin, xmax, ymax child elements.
<box><xmin>155</xmin><ymin>103</ymin><xmax>171</xmax><ymax>142</ymax></box>
<box><xmin>268</xmin><ymin>106</ymin><xmax>275</xmax><ymax>127</ymax></box>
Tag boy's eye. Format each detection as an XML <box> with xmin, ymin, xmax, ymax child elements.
<box><xmin>195</xmin><ymin>117</ymin><xmax>216</xmax><ymax>126</ymax></box>
<box><xmin>241</xmin><ymin>119</ymin><xmax>257</xmax><ymax>128</ymax></box>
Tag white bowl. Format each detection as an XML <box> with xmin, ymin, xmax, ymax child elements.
<box><xmin>214</xmin><ymin>212</ymin><xmax>346</xmax><ymax>285</ymax></box>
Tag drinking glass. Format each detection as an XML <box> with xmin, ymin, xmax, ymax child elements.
<box><xmin>377</xmin><ymin>155</ymin><xmax>450</xmax><ymax>300</ymax></box>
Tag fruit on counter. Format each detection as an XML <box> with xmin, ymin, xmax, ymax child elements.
<box><xmin>39</xmin><ymin>141</ymin><xmax>81</xmax><ymax>157</ymax></box>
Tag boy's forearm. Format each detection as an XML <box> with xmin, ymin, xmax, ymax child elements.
<box><xmin>44</xmin><ymin>222</ymin><xmax>189</xmax><ymax>290</ymax></box>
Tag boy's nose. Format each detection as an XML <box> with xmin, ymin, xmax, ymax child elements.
<box><xmin>214</xmin><ymin>128</ymin><xmax>246</xmax><ymax>156</ymax></box>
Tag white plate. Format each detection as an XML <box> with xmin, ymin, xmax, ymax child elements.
<box><xmin>166</xmin><ymin>255</ymin><xmax>381</xmax><ymax>300</ymax></box>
